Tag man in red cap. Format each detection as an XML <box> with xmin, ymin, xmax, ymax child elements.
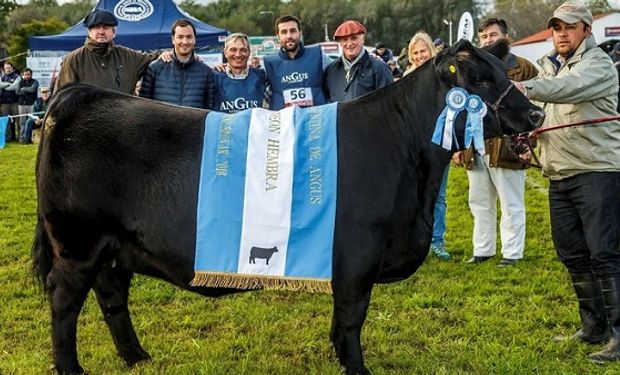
<box><xmin>325</xmin><ymin>20</ymin><xmax>392</xmax><ymax>102</ymax></box>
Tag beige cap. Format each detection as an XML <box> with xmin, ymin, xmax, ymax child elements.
<box><xmin>40</xmin><ymin>86</ymin><xmax>51</xmax><ymax>92</ymax></box>
<box><xmin>547</xmin><ymin>1</ymin><xmax>593</xmax><ymax>28</ymax></box>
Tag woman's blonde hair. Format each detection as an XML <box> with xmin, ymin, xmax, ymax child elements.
<box><xmin>407</xmin><ymin>31</ymin><xmax>438</xmax><ymax>68</ymax></box>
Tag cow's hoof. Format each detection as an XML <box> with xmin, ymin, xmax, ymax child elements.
<box><xmin>123</xmin><ymin>350</ymin><xmax>151</xmax><ymax>367</ymax></box>
<box><xmin>49</xmin><ymin>363</ymin><xmax>88</xmax><ymax>374</ymax></box>
<box><xmin>342</xmin><ymin>365</ymin><xmax>370</xmax><ymax>375</ymax></box>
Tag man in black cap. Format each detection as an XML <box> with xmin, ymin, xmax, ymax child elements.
<box><xmin>54</xmin><ymin>9</ymin><xmax>157</xmax><ymax>94</ymax></box>
<box><xmin>371</xmin><ymin>42</ymin><xmax>393</xmax><ymax>63</ymax></box>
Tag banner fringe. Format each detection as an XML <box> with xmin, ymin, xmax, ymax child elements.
<box><xmin>190</xmin><ymin>272</ymin><xmax>332</xmax><ymax>294</ymax></box>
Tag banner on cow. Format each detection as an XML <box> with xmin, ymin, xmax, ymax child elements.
<box><xmin>192</xmin><ymin>104</ymin><xmax>338</xmax><ymax>293</ymax></box>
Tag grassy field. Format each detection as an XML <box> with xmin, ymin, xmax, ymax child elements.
<box><xmin>1</xmin><ymin>143</ymin><xmax>619</xmax><ymax>374</ymax></box>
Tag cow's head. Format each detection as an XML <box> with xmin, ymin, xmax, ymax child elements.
<box><xmin>434</xmin><ymin>39</ymin><xmax>544</xmax><ymax>139</ymax></box>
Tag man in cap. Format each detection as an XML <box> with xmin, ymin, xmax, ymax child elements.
<box><xmin>139</xmin><ymin>19</ymin><xmax>215</xmax><ymax>109</ymax></box>
<box><xmin>325</xmin><ymin>20</ymin><xmax>392</xmax><ymax>103</ymax></box>
<box><xmin>55</xmin><ymin>9</ymin><xmax>157</xmax><ymax>94</ymax></box>
<box><xmin>263</xmin><ymin>15</ymin><xmax>331</xmax><ymax>110</ymax></box>
<box><xmin>515</xmin><ymin>1</ymin><xmax>620</xmax><ymax>362</ymax></box>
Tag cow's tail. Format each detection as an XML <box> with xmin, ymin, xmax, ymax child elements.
<box><xmin>32</xmin><ymin>216</ymin><xmax>53</xmax><ymax>290</ymax></box>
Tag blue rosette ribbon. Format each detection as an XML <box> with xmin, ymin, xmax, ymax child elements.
<box><xmin>464</xmin><ymin>95</ymin><xmax>487</xmax><ymax>156</ymax></box>
<box><xmin>432</xmin><ymin>87</ymin><xmax>468</xmax><ymax>151</ymax></box>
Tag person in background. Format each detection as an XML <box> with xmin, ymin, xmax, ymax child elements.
<box><xmin>372</xmin><ymin>42</ymin><xmax>394</xmax><ymax>63</ymax></box>
<box><xmin>515</xmin><ymin>1</ymin><xmax>620</xmax><ymax>362</ymax></box>
<box><xmin>404</xmin><ymin>31</ymin><xmax>452</xmax><ymax>261</ymax></box>
<box><xmin>139</xmin><ymin>19</ymin><xmax>214</xmax><ymax>109</ymax></box>
<box><xmin>54</xmin><ymin>9</ymin><xmax>157</xmax><ymax>94</ymax></box>
<box><xmin>387</xmin><ymin>59</ymin><xmax>403</xmax><ymax>80</ymax></box>
<box><xmin>453</xmin><ymin>18</ymin><xmax>538</xmax><ymax>267</ymax></box>
<box><xmin>0</xmin><ymin>61</ymin><xmax>21</xmax><ymax>142</ymax></box>
<box><xmin>433</xmin><ymin>38</ymin><xmax>447</xmax><ymax>51</ymax></box>
<box><xmin>16</xmin><ymin>68</ymin><xmax>39</xmax><ymax>136</ymax></box>
<box><xmin>611</xmin><ymin>43</ymin><xmax>620</xmax><ymax>112</ymax></box>
<box><xmin>20</xmin><ymin>86</ymin><xmax>52</xmax><ymax>144</ymax></box>
<box><xmin>212</xmin><ymin>33</ymin><xmax>267</xmax><ymax>113</ymax></box>
<box><xmin>263</xmin><ymin>15</ymin><xmax>331</xmax><ymax>110</ymax></box>
<box><xmin>249</xmin><ymin>56</ymin><xmax>262</xmax><ymax>69</ymax></box>
<box><xmin>324</xmin><ymin>20</ymin><xmax>392</xmax><ymax>103</ymax></box>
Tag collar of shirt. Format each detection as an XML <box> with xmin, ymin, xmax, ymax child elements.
<box><xmin>225</xmin><ymin>66</ymin><xmax>249</xmax><ymax>80</ymax></box>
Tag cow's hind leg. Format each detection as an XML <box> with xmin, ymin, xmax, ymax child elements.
<box><xmin>47</xmin><ymin>258</ymin><xmax>97</xmax><ymax>374</ymax></box>
<box><xmin>331</xmin><ymin>283</ymin><xmax>373</xmax><ymax>375</ymax></box>
<box><xmin>92</xmin><ymin>263</ymin><xmax>151</xmax><ymax>367</ymax></box>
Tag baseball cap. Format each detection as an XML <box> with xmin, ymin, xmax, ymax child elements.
<box><xmin>40</xmin><ymin>87</ymin><xmax>51</xmax><ymax>92</ymax></box>
<box><xmin>547</xmin><ymin>1</ymin><xmax>593</xmax><ymax>28</ymax></box>
<box><xmin>83</xmin><ymin>9</ymin><xmax>118</xmax><ymax>28</ymax></box>
<box><xmin>334</xmin><ymin>20</ymin><xmax>366</xmax><ymax>40</ymax></box>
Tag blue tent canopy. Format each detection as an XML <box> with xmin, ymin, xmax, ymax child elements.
<box><xmin>29</xmin><ymin>0</ymin><xmax>228</xmax><ymax>51</ymax></box>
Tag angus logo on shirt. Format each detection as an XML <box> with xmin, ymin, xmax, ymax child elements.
<box><xmin>281</xmin><ymin>72</ymin><xmax>309</xmax><ymax>84</ymax></box>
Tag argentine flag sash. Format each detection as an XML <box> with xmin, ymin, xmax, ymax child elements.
<box><xmin>192</xmin><ymin>104</ymin><xmax>338</xmax><ymax>293</ymax></box>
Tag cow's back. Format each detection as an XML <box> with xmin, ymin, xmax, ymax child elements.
<box><xmin>37</xmin><ymin>84</ymin><xmax>208</xmax><ymax>282</ymax></box>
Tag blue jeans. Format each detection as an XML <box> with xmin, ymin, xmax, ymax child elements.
<box><xmin>20</xmin><ymin>118</ymin><xmax>36</xmax><ymax>143</ymax></box>
<box><xmin>549</xmin><ymin>172</ymin><xmax>620</xmax><ymax>278</ymax></box>
<box><xmin>432</xmin><ymin>166</ymin><xmax>449</xmax><ymax>247</ymax></box>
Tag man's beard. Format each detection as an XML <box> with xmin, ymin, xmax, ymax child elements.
<box><xmin>282</xmin><ymin>38</ymin><xmax>300</xmax><ymax>52</ymax></box>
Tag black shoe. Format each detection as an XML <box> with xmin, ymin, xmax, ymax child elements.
<box><xmin>498</xmin><ymin>258</ymin><xmax>519</xmax><ymax>267</ymax></box>
<box><xmin>466</xmin><ymin>256</ymin><xmax>492</xmax><ymax>264</ymax></box>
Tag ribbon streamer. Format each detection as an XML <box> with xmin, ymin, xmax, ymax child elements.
<box><xmin>432</xmin><ymin>88</ymin><xmax>467</xmax><ymax>150</ymax></box>
<box><xmin>433</xmin><ymin>88</ymin><xmax>487</xmax><ymax>153</ymax></box>
<box><xmin>464</xmin><ymin>95</ymin><xmax>487</xmax><ymax>155</ymax></box>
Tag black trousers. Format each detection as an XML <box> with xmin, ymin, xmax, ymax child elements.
<box><xmin>549</xmin><ymin>172</ymin><xmax>620</xmax><ymax>277</ymax></box>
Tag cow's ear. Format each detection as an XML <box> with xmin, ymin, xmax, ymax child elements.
<box><xmin>434</xmin><ymin>52</ymin><xmax>461</xmax><ymax>87</ymax></box>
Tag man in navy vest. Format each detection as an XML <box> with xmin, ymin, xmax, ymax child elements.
<box><xmin>212</xmin><ymin>33</ymin><xmax>267</xmax><ymax>113</ymax></box>
<box><xmin>263</xmin><ymin>15</ymin><xmax>331</xmax><ymax>110</ymax></box>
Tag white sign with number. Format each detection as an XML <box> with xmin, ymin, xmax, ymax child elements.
<box><xmin>283</xmin><ymin>87</ymin><xmax>314</xmax><ymax>107</ymax></box>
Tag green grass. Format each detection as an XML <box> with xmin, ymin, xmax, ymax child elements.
<box><xmin>1</xmin><ymin>144</ymin><xmax>619</xmax><ymax>374</ymax></box>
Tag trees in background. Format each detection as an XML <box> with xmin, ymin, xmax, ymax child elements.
<box><xmin>0</xmin><ymin>0</ymin><xmax>615</xmax><ymax>69</ymax></box>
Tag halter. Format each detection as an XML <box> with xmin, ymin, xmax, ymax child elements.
<box><xmin>484</xmin><ymin>82</ymin><xmax>515</xmax><ymax>130</ymax></box>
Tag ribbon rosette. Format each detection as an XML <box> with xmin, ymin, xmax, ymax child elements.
<box><xmin>432</xmin><ymin>88</ymin><xmax>468</xmax><ymax>151</ymax></box>
<box><xmin>432</xmin><ymin>87</ymin><xmax>488</xmax><ymax>153</ymax></box>
<box><xmin>464</xmin><ymin>95</ymin><xmax>487</xmax><ymax>156</ymax></box>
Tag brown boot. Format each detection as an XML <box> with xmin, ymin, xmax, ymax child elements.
<box><xmin>554</xmin><ymin>273</ymin><xmax>609</xmax><ymax>344</ymax></box>
<box><xmin>589</xmin><ymin>277</ymin><xmax>620</xmax><ymax>362</ymax></box>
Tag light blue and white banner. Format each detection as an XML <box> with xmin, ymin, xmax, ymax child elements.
<box><xmin>192</xmin><ymin>103</ymin><xmax>338</xmax><ymax>292</ymax></box>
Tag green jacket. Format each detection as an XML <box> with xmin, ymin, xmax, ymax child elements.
<box><xmin>55</xmin><ymin>37</ymin><xmax>155</xmax><ymax>95</ymax></box>
<box><xmin>522</xmin><ymin>34</ymin><xmax>620</xmax><ymax>180</ymax></box>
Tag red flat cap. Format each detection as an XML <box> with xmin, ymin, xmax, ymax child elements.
<box><xmin>334</xmin><ymin>20</ymin><xmax>366</xmax><ymax>39</ymax></box>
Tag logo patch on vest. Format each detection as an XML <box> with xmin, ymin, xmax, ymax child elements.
<box><xmin>114</xmin><ymin>0</ymin><xmax>154</xmax><ymax>22</ymax></box>
<box><xmin>219</xmin><ymin>98</ymin><xmax>260</xmax><ymax>113</ymax></box>
<box><xmin>281</xmin><ymin>72</ymin><xmax>309</xmax><ymax>84</ymax></box>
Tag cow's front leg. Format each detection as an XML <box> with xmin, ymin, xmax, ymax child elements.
<box><xmin>92</xmin><ymin>263</ymin><xmax>150</xmax><ymax>367</ymax></box>
<box><xmin>331</xmin><ymin>277</ymin><xmax>373</xmax><ymax>375</ymax></box>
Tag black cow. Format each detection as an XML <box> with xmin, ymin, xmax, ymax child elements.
<box><xmin>249</xmin><ymin>246</ymin><xmax>279</xmax><ymax>265</ymax></box>
<box><xmin>32</xmin><ymin>40</ymin><xmax>543</xmax><ymax>375</ymax></box>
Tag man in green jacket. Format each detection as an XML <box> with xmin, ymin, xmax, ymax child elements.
<box><xmin>54</xmin><ymin>9</ymin><xmax>156</xmax><ymax>95</ymax></box>
<box><xmin>516</xmin><ymin>0</ymin><xmax>620</xmax><ymax>363</ymax></box>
